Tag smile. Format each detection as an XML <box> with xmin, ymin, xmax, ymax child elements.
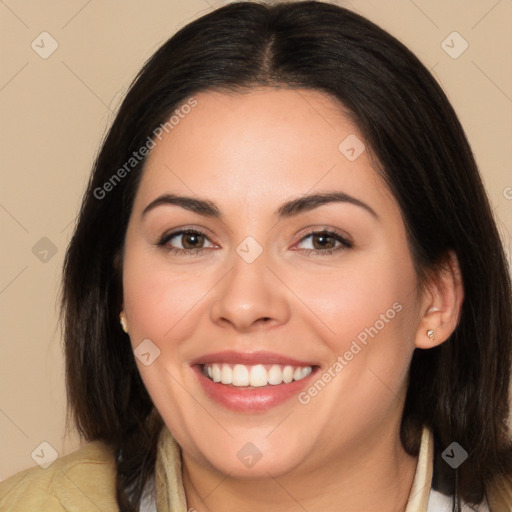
<box><xmin>191</xmin><ymin>351</ymin><xmax>319</xmax><ymax>412</ymax></box>
<box><xmin>202</xmin><ymin>363</ymin><xmax>313</xmax><ymax>387</ymax></box>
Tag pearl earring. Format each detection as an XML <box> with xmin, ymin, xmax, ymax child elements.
<box><xmin>427</xmin><ymin>329</ymin><xmax>435</xmax><ymax>342</ymax></box>
<box><xmin>120</xmin><ymin>314</ymin><xmax>128</xmax><ymax>333</ymax></box>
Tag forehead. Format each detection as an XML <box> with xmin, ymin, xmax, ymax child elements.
<box><xmin>135</xmin><ymin>88</ymin><xmax>393</xmax><ymax>217</ymax></box>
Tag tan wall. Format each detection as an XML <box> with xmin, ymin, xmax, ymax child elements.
<box><xmin>1</xmin><ymin>0</ymin><xmax>511</xmax><ymax>478</ymax></box>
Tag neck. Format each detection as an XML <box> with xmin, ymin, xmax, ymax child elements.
<box><xmin>181</xmin><ymin>424</ymin><xmax>418</xmax><ymax>512</ymax></box>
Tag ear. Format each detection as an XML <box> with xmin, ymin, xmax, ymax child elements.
<box><xmin>414</xmin><ymin>250</ymin><xmax>464</xmax><ymax>349</ymax></box>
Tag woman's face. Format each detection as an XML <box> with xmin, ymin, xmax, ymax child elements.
<box><xmin>122</xmin><ymin>88</ymin><xmax>424</xmax><ymax>478</ymax></box>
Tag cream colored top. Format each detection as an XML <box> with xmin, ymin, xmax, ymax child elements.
<box><xmin>1</xmin><ymin>424</ymin><xmax>509</xmax><ymax>511</ymax></box>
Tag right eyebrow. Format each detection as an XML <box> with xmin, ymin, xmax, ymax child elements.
<box><xmin>142</xmin><ymin>194</ymin><xmax>221</xmax><ymax>219</ymax></box>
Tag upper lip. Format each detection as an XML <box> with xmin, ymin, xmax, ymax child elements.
<box><xmin>190</xmin><ymin>350</ymin><xmax>318</xmax><ymax>367</ymax></box>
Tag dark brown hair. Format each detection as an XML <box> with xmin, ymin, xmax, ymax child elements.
<box><xmin>61</xmin><ymin>2</ymin><xmax>512</xmax><ymax>510</ymax></box>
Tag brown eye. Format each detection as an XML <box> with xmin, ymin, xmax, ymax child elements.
<box><xmin>157</xmin><ymin>229</ymin><xmax>214</xmax><ymax>253</ymax></box>
<box><xmin>181</xmin><ymin>232</ymin><xmax>205</xmax><ymax>249</ymax></box>
<box><xmin>311</xmin><ymin>233</ymin><xmax>337</xmax><ymax>250</ymax></box>
<box><xmin>295</xmin><ymin>230</ymin><xmax>352</xmax><ymax>255</ymax></box>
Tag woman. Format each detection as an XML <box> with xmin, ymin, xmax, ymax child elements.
<box><xmin>1</xmin><ymin>1</ymin><xmax>511</xmax><ymax>511</ymax></box>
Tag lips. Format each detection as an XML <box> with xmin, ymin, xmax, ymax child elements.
<box><xmin>191</xmin><ymin>350</ymin><xmax>318</xmax><ymax>367</ymax></box>
<box><xmin>190</xmin><ymin>351</ymin><xmax>319</xmax><ymax>412</ymax></box>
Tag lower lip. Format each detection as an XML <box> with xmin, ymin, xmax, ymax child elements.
<box><xmin>193</xmin><ymin>365</ymin><xmax>318</xmax><ymax>412</ymax></box>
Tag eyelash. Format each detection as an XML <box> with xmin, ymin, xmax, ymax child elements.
<box><xmin>156</xmin><ymin>227</ymin><xmax>353</xmax><ymax>258</ymax></box>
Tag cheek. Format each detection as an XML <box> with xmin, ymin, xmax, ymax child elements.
<box><xmin>294</xmin><ymin>261</ymin><xmax>417</xmax><ymax>425</ymax></box>
<box><xmin>297</xmin><ymin>251</ymin><xmax>416</xmax><ymax>352</ymax></box>
<box><xmin>296</xmin><ymin>250</ymin><xmax>418</xmax><ymax>415</ymax></box>
<box><xmin>122</xmin><ymin>256</ymin><xmax>210</xmax><ymax>344</ymax></box>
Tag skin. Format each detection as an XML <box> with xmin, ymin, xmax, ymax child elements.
<box><xmin>121</xmin><ymin>88</ymin><xmax>463</xmax><ymax>512</ymax></box>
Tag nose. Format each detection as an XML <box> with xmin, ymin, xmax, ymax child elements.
<box><xmin>209</xmin><ymin>248</ymin><xmax>291</xmax><ymax>332</ymax></box>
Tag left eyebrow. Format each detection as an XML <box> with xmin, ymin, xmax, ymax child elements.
<box><xmin>275</xmin><ymin>192</ymin><xmax>379</xmax><ymax>220</ymax></box>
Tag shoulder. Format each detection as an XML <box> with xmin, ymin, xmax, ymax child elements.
<box><xmin>0</xmin><ymin>440</ymin><xmax>119</xmax><ymax>511</ymax></box>
<box><xmin>487</xmin><ymin>472</ymin><xmax>512</xmax><ymax>512</ymax></box>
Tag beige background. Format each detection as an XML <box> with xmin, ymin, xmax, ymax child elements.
<box><xmin>1</xmin><ymin>0</ymin><xmax>511</xmax><ymax>479</ymax></box>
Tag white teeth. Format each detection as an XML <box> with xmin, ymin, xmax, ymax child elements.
<box><xmin>220</xmin><ymin>364</ymin><xmax>232</xmax><ymax>384</ymax></box>
<box><xmin>267</xmin><ymin>364</ymin><xmax>283</xmax><ymax>385</ymax></box>
<box><xmin>249</xmin><ymin>365</ymin><xmax>268</xmax><ymax>387</ymax></box>
<box><xmin>282</xmin><ymin>365</ymin><xmax>294</xmax><ymax>383</ymax></box>
<box><xmin>212</xmin><ymin>364</ymin><xmax>221</xmax><ymax>383</ymax></box>
<box><xmin>299</xmin><ymin>366</ymin><xmax>312</xmax><ymax>379</ymax></box>
<box><xmin>232</xmin><ymin>364</ymin><xmax>249</xmax><ymax>386</ymax></box>
<box><xmin>203</xmin><ymin>363</ymin><xmax>314</xmax><ymax>387</ymax></box>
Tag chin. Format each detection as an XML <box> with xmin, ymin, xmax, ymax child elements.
<box><xmin>193</xmin><ymin>433</ymin><xmax>310</xmax><ymax>479</ymax></box>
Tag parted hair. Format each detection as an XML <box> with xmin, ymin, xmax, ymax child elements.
<box><xmin>61</xmin><ymin>2</ymin><xmax>512</xmax><ymax>510</ymax></box>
